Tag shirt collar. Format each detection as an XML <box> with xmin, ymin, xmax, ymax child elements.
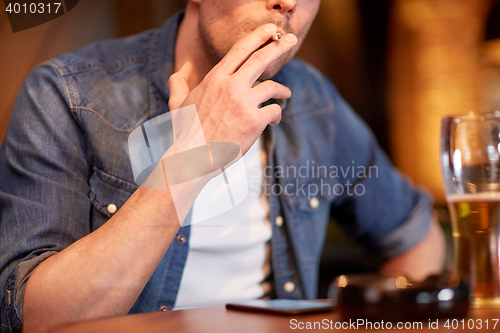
<box><xmin>149</xmin><ymin>10</ymin><xmax>185</xmax><ymax>106</ymax></box>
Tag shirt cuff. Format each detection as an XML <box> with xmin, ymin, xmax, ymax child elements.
<box><xmin>3</xmin><ymin>251</ymin><xmax>58</xmax><ymax>332</ymax></box>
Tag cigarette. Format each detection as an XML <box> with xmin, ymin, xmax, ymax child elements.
<box><xmin>272</xmin><ymin>32</ymin><xmax>282</xmax><ymax>41</ymax></box>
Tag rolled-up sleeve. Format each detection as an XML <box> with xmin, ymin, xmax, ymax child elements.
<box><xmin>329</xmin><ymin>91</ymin><xmax>433</xmax><ymax>259</ymax></box>
<box><xmin>0</xmin><ymin>64</ymin><xmax>91</xmax><ymax>332</ymax></box>
<box><xmin>375</xmin><ymin>190</ymin><xmax>433</xmax><ymax>258</ymax></box>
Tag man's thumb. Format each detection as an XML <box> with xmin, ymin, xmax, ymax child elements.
<box><xmin>168</xmin><ymin>61</ymin><xmax>193</xmax><ymax>110</ymax></box>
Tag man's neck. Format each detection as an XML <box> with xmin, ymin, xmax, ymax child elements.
<box><xmin>174</xmin><ymin>3</ymin><xmax>213</xmax><ymax>90</ymax></box>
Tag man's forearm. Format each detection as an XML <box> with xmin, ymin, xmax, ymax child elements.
<box><xmin>380</xmin><ymin>219</ymin><xmax>446</xmax><ymax>281</ymax></box>
<box><xmin>21</xmin><ymin>178</ymin><xmax>206</xmax><ymax>333</ymax></box>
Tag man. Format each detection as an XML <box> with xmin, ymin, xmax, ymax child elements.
<box><xmin>0</xmin><ymin>0</ymin><xmax>445</xmax><ymax>332</ymax></box>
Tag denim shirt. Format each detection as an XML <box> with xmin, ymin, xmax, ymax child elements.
<box><xmin>0</xmin><ymin>11</ymin><xmax>433</xmax><ymax>332</ymax></box>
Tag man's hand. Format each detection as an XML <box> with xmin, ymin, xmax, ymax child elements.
<box><xmin>381</xmin><ymin>219</ymin><xmax>446</xmax><ymax>281</ymax></box>
<box><xmin>168</xmin><ymin>23</ymin><xmax>298</xmax><ymax>155</ymax></box>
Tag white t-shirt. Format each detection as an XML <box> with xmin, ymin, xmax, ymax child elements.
<box><xmin>174</xmin><ymin>137</ymin><xmax>272</xmax><ymax>309</ymax></box>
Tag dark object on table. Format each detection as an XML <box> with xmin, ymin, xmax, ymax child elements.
<box><xmin>329</xmin><ymin>273</ymin><xmax>469</xmax><ymax>322</ymax></box>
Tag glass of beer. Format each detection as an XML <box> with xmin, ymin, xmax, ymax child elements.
<box><xmin>441</xmin><ymin>111</ymin><xmax>500</xmax><ymax>308</ymax></box>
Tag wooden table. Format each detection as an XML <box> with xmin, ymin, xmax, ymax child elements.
<box><xmin>54</xmin><ymin>306</ymin><xmax>500</xmax><ymax>332</ymax></box>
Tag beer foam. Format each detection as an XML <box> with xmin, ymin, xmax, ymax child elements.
<box><xmin>447</xmin><ymin>193</ymin><xmax>500</xmax><ymax>202</ymax></box>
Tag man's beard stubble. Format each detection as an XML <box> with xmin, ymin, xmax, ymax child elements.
<box><xmin>197</xmin><ymin>15</ymin><xmax>295</xmax><ymax>81</ymax></box>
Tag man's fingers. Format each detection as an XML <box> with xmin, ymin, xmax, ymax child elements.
<box><xmin>253</xmin><ymin>81</ymin><xmax>290</xmax><ymax>126</ymax></box>
<box><xmin>215</xmin><ymin>23</ymin><xmax>278</xmax><ymax>75</ymax></box>
<box><xmin>260</xmin><ymin>103</ymin><xmax>282</xmax><ymax>126</ymax></box>
<box><xmin>234</xmin><ymin>33</ymin><xmax>298</xmax><ymax>87</ymax></box>
<box><xmin>246</xmin><ymin>80</ymin><xmax>291</xmax><ymax>104</ymax></box>
<box><xmin>168</xmin><ymin>61</ymin><xmax>193</xmax><ymax>110</ymax></box>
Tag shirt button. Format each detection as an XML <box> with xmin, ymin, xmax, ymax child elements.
<box><xmin>309</xmin><ymin>197</ymin><xmax>319</xmax><ymax>209</ymax></box>
<box><xmin>159</xmin><ymin>306</ymin><xmax>168</xmax><ymax>311</ymax></box>
<box><xmin>284</xmin><ymin>281</ymin><xmax>295</xmax><ymax>293</ymax></box>
<box><xmin>177</xmin><ymin>234</ymin><xmax>186</xmax><ymax>244</ymax></box>
<box><xmin>107</xmin><ymin>204</ymin><xmax>117</xmax><ymax>214</ymax></box>
<box><xmin>275</xmin><ymin>215</ymin><xmax>284</xmax><ymax>227</ymax></box>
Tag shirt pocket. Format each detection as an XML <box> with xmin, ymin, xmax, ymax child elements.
<box><xmin>281</xmin><ymin>176</ymin><xmax>338</xmax><ymax>212</ymax></box>
<box><xmin>280</xmin><ymin>177</ymin><xmax>338</xmax><ymax>265</ymax></box>
<box><xmin>89</xmin><ymin>168</ymin><xmax>137</xmax><ymax>222</ymax></box>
